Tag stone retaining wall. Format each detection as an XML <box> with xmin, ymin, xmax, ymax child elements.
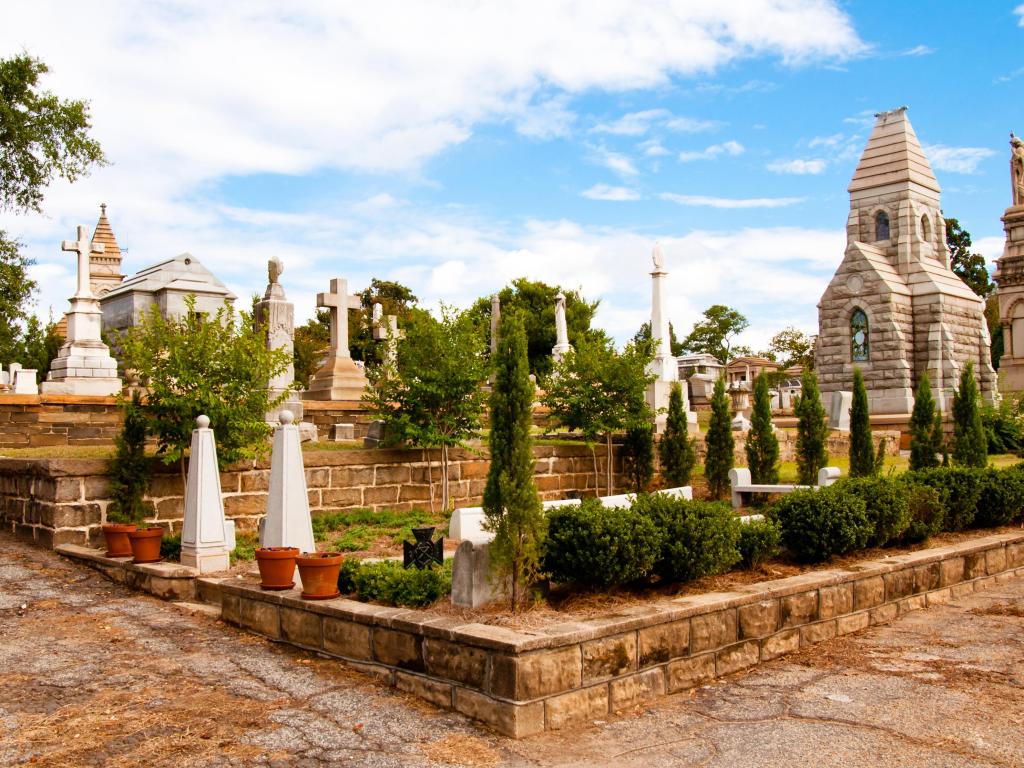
<box><xmin>0</xmin><ymin>395</ymin><xmax>122</xmax><ymax>448</ymax></box>
<box><xmin>199</xmin><ymin>532</ymin><xmax>1024</xmax><ymax>737</ymax></box>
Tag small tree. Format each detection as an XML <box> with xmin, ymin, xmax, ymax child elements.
<box><xmin>704</xmin><ymin>377</ymin><xmax>734</xmax><ymax>499</ymax></box>
<box><xmin>622</xmin><ymin>423</ymin><xmax>655</xmax><ymax>493</ymax></box>
<box><xmin>365</xmin><ymin>306</ymin><xmax>489</xmax><ymax>511</ymax></box>
<box><xmin>746</xmin><ymin>373</ymin><xmax>779</xmax><ymax>483</ymax></box>
<box><xmin>951</xmin><ymin>362</ymin><xmax>987</xmax><ymax>467</ymax></box>
<box><xmin>107</xmin><ymin>391</ymin><xmax>152</xmax><ymax>525</ymax></box>
<box><xmin>482</xmin><ymin>314</ymin><xmax>544</xmax><ymax>611</ymax></box>
<box><xmin>681</xmin><ymin>304</ymin><xmax>749</xmax><ymax>363</ymax></box>
<box><xmin>909</xmin><ymin>373</ymin><xmax>941</xmax><ymax>470</ymax></box>
<box><xmin>794</xmin><ymin>368</ymin><xmax>829</xmax><ymax>485</ymax></box>
<box><xmin>848</xmin><ymin>368</ymin><xmax>875</xmax><ymax>477</ymax></box>
<box><xmin>119</xmin><ymin>297</ymin><xmax>291</xmax><ymax>476</ymax></box>
<box><xmin>659</xmin><ymin>382</ymin><xmax>697</xmax><ymax>487</ymax></box>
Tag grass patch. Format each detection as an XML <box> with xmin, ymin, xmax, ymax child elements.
<box><xmin>231</xmin><ymin>531</ymin><xmax>259</xmax><ymax>563</ymax></box>
<box><xmin>302</xmin><ymin>441</ymin><xmax>366</xmax><ymax>452</ymax></box>
<box><xmin>312</xmin><ymin>506</ymin><xmax>444</xmax><ymax>552</ymax></box>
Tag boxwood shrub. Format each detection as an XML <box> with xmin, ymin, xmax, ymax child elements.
<box><xmin>899</xmin><ymin>481</ymin><xmax>945</xmax><ymax>543</ymax></box>
<box><xmin>905</xmin><ymin>467</ymin><xmax>985</xmax><ymax>531</ymax></box>
<box><xmin>975</xmin><ymin>465</ymin><xmax>1024</xmax><ymax>527</ymax></box>
<box><xmin>768</xmin><ymin>485</ymin><xmax>872</xmax><ymax>563</ymax></box>
<box><xmin>737</xmin><ymin>517</ymin><xmax>781</xmax><ymax>569</ymax></box>
<box><xmin>836</xmin><ymin>476</ymin><xmax>910</xmax><ymax>547</ymax></box>
<box><xmin>633</xmin><ymin>494</ymin><xmax>741</xmax><ymax>581</ymax></box>
<box><xmin>543</xmin><ymin>499</ymin><xmax>661</xmax><ymax>588</ymax></box>
<box><xmin>337</xmin><ymin>558</ymin><xmax>452</xmax><ymax>607</ymax></box>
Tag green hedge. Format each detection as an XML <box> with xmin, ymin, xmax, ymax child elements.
<box><xmin>737</xmin><ymin>518</ymin><xmax>781</xmax><ymax>569</ymax></box>
<box><xmin>836</xmin><ymin>476</ymin><xmax>910</xmax><ymax>547</ymax></box>
<box><xmin>337</xmin><ymin>558</ymin><xmax>452</xmax><ymax>607</ymax></box>
<box><xmin>768</xmin><ymin>485</ymin><xmax>872</xmax><ymax>563</ymax></box>
<box><xmin>905</xmin><ymin>467</ymin><xmax>984</xmax><ymax>531</ymax></box>
<box><xmin>900</xmin><ymin>482</ymin><xmax>945</xmax><ymax>543</ymax></box>
<box><xmin>633</xmin><ymin>495</ymin><xmax>740</xmax><ymax>581</ymax></box>
<box><xmin>975</xmin><ymin>466</ymin><xmax>1024</xmax><ymax>527</ymax></box>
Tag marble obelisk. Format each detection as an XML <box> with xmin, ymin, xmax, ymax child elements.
<box><xmin>645</xmin><ymin>244</ymin><xmax>696</xmax><ymax>433</ymax></box>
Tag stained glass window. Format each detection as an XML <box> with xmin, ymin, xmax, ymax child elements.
<box><xmin>875</xmin><ymin>211</ymin><xmax>890</xmax><ymax>241</ymax></box>
<box><xmin>851</xmin><ymin>308</ymin><xmax>869</xmax><ymax>362</ymax></box>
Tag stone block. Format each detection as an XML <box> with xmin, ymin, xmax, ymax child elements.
<box><xmin>332</xmin><ymin>466</ymin><xmax>375</xmax><ymax>487</ymax></box>
<box><xmin>638</xmin><ymin>620</ymin><xmax>689</xmax><ymax>667</ymax></box>
<box><xmin>609</xmin><ymin>668</ymin><xmax>665</xmax><ymax>712</ymax></box>
<box><xmin>372</xmin><ymin>628</ymin><xmax>424</xmax><ymax>672</ymax></box>
<box><xmin>690</xmin><ymin>609</ymin><xmax>737</xmax><ymax>653</ymax></box>
<box><xmin>835</xmin><ymin>612</ymin><xmax>870</xmax><ymax>635</ymax></box>
<box><xmin>986</xmin><ymin>547</ymin><xmax>1007</xmax><ymax>575</ymax></box>
<box><xmin>395</xmin><ymin>671</ymin><xmax>453</xmax><ymax>709</ymax></box>
<box><xmin>800</xmin><ymin>620</ymin><xmax>837</xmax><ymax>645</ymax></box>
<box><xmin>221</xmin><ymin>593</ymin><xmax>240</xmax><ymax>625</ymax></box>
<box><xmin>1007</xmin><ymin>543</ymin><xmax>1024</xmax><ymax>568</ymax></box>
<box><xmin>950</xmin><ymin>581</ymin><xmax>976</xmax><ymax>599</ymax></box>
<box><xmin>761</xmin><ymin>628</ymin><xmax>801</xmax><ymax>660</ymax></box>
<box><xmin>147</xmin><ymin>576</ymin><xmax>194</xmax><ymax>601</ymax></box>
<box><xmin>224</xmin><ymin>494</ymin><xmax>265</xmax><ymax>517</ymax></box>
<box><xmin>869</xmin><ymin>603</ymin><xmax>898</xmax><ymax>626</ymax></box>
<box><xmin>304</xmin><ymin>468</ymin><xmax>330</xmax><ymax>489</ymax></box>
<box><xmin>913</xmin><ymin>563</ymin><xmax>941</xmax><ymax>593</ymax></box>
<box><xmin>818</xmin><ymin>584</ymin><xmax>854</xmax><ymax>619</ymax></box>
<box><xmin>53</xmin><ymin>477</ymin><xmax>82</xmax><ymax>503</ymax></box>
<box><xmin>667</xmin><ymin>653</ymin><xmax>715</xmax><ymax>692</ymax></box>
<box><xmin>897</xmin><ymin>595</ymin><xmax>927</xmax><ymax>613</ymax></box>
<box><xmin>582</xmin><ymin>633</ymin><xmax>636</xmax><ymax>682</ymax></box>
<box><xmin>83</xmin><ymin>476</ymin><xmax>110</xmax><ymax>500</ymax></box>
<box><xmin>453</xmin><ymin>688</ymin><xmax>544</xmax><ymax>738</ymax></box>
<box><xmin>239</xmin><ymin>598</ymin><xmax>280</xmax><ymax>638</ymax></box>
<box><xmin>280</xmin><ymin>607</ymin><xmax>322</xmax><ymax>648</ymax></box>
<box><xmin>320</xmin><ymin>488</ymin><xmax>362</xmax><ymax>507</ymax></box>
<box><xmin>375</xmin><ymin>465</ymin><xmax>411</xmax><ymax>484</ymax></box>
<box><xmin>884</xmin><ymin>569</ymin><xmax>914</xmax><ymax>601</ymax></box>
<box><xmin>738</xmin><ymin>600</ymin><xmax>779</xmax><ymax>638</ymax></box>
<box><xmin>423</xmin><ymin>638</ymin><xmax>488</xmax><ymax>688</ymax></box>
<box><xmin>323</xmin><ymin>617</ymin><xmax>372</xmax><ymax>661</ymax></box>
<box><xmin>488</xmin><ymin>646</ymin><xmax>581</xmax><ymax>700</ymax></box>
<box><xmin>544</xmin><ymin>686</ymin><xmax>609</xmax><ymax>730</ymax></box>
<box><xmin>363</xmin><ymin>486</ymin><xmax>400</xmax><ymax>505</ymax></box>
<box><xmin>964</xmin><ymin>552</ymin><xmax>986</xmax><ymax>579</ymax></box>
<box><xmin>399</xmin><ymin>484</ymin><xmax>433</xmax><ymax>502</ymax></box>
<box><xmin>853</xmin><ymin>576</ymin><xmax>885</xmax><ymax>610</ymax></box>
<box><xmin>219</xmin><ymin>472</ymin><xmax>240</xmax><ymax>494</ymax></box>
<box><xmin>939</xmin><ymin>557</ymin><xmax>965</xmax><ymax>587</ymax></box>
<box><xmin>240</xmin><ymin>472</ymin><xmax>270</xmax><ymax>492</ymax></box>
<box><xmin>780</xmin><ymin>591</ymin><xmax>818</xmax><ymax>627</ymax></box>
<box><xmin>925</xmin><ymin>588</ymin><xmax>952</xmax><ymax>607</ymax></box>
<box><xmin>716</xmin><ymin>640</ymin><xmax>759</xmax><ymax>676</ymax></box>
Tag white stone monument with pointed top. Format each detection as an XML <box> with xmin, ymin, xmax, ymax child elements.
<box><xmin>371</xmin><ymin>301</ymin><xmax>403</xmax><ymax>370</ymax></box>
<box><xmin>180</xmin><ymin>415</ymin><xmax>232</xmax><ymax>573</ymax></box>
<box><xmin>303</xmin><ymin>277</ymin><xmax>369</xmax><ymax>400</ymax></box>
<box><xmin>490</xmin><ymin>295</ymin><xmax>501</xmax><ymax>355</ymax></box>
<box><xmin>42</xmin><ymin>225</ymin><xmax>122</xmax><ymax>396</ymax></box>
<box><xmin>552</xmin><ymin>292</ymin><xmax>571</xmax><ymax>363</ymax></box>
<box><xmin>261</xmin><ymin>409</ymin><xmax>316</xmax><ymax>554</ymax></box>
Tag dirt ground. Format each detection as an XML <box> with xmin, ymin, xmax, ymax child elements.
<box><xmin>1</xmin><ymin>532</ymin><xmax>1022</xmax><ymax>767</ymax></box>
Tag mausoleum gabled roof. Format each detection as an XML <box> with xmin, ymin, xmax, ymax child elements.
<box><xmin>848</xmin><ymin>107</ymin><xmax>940</xmax><ymax>198</ymax></box>
<box><xmin>102</xmin><ymin>253</ymin><xmax>237</xmax><ymax>301</ymax></box>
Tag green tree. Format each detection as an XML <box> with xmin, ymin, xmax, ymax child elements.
<box><xmin>542</xmin><ymin>337</ymin><xmax>653</xmax><ymax>495</ymax></box>
<box><xmin>622</xmin><ymin>423</ymin><xmax>655</xmax><ymax>493</ymax></box>
<box><xmin>794</xmin><ymin>368</ymin><xmax>829</xmax><ymax>485</ymax></box>
<box><xmin>632</xmin><ymin>321</ymin><xmax>684</xmax><ymax>358</ymax></box>
<box><xmin>293</xmin><ymin>309</ymin><xmax>330</xmax><ymax>387</ymax></box>
<box><xmin>704</xmin><ymin>377</ymin><xmax>734</xmax><ymax>499</ymax></box>
<box><xmin>746</xmin><ymin>373</ymin><xmax>779</xmax><ymax>483</ymax></box>
<box><xmin>482</xmin><ymin>314</ymin><xmax>544</xmax><ymax>611</ymax></box>
<box><xmin>659</xmin><ymin>382</ymin><xmax>697</xmax><ymax>487</ymax></box>
<box><xmin>0</xmin><ymin>234</ymin><xmax>38</xmax><ymax>364</ymax></box>
<box><xmin>16</xmin><ymin>313</ymin><xmax>62</xmax><ymax>377</ymax></box>
<box><xmin>681</xmin><ymin>304</ymin><xmax>749</xmax><ymax>364</ymax></box>
<box><xmin>767</xmin><ymin>326</ymin><xmax>815</xmax><ymax>370</ymax></box>
<box><xmin>945</xmin><ymin>217</ymin><xmax>994</xmax><ymax>298</ymax></box>
<box><xmin>364</xmin><ymin>306</ymin><xmax>489</xmax><ymax>511</ymax></box>
<box><xmin>474</xmin><ymin>278</ymin><xmax>602</xmax><ymax>378</ymax></box>
<box><xmin>848</xmin><ymin>368</ymin><xmax>875</xmax><ymax>477</ymax></box>
<box><xmin>951</xmin><ymin>362</ymin><xmax>988</xmax><ymax>467</ymax></box>
<box><xmin>118</xmin><ymin>296</ymin><xmax>292</xmax><ymax>474</ymax></box>
<box><xmin>909</xmin><ymin>373</ymin><xmax>942</xmax><ymax>470</ymax></box>
<box><xmin>350</xmin><ymin>278</ymin><xmax>418</xmax><ymax>367</ymax></box>
<box><xmin>107</xmin><ymin>390</ymin><xmax>152</xmax><ymax>524</ymax></box>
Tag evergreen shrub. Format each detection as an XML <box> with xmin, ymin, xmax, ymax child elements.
<box><xmin>837</xmin><ymin>476</ymin><xmax>910</xmax><ymax>547</ymax></box>
<box><xmin>337</xmin><ymin>558</ymin><xmax>452</xmax><ymax>607</ymax></box>
<box><xmin>769</xmin><ymin>485</ymin><xmax>872</xmax><ymax>563</ymax></box>
<box><xmin>107</xmin><ymin>390</ymin><xmax>153</xmax><ymax>525</ymax></box>
<box><xmin>633</xmin><ymin>494</ymin><xmax>741</xmax><ymax>582</ymax></box>
<box><xmin>659</xmin><ymin>382</ymin><xmax>697</xmax><ymax>487</ymax></box>
<box><xmin>975</xmin><ymin>466</ymin><xmax>1024</xmax><ymax>527</ymax></box>
<box><xmin>737</xmin><ymin>518</ymin><xmax>781</xmax><ymax>569</ymax></box>
<box><xmin>899</xmin><ymin>481</ymin><xmax>945</xmax><ymax>543</ymax></box>
<box><xmin>906</xmin><ymin>467</ymin><xmax>984</xmax><ymax>531</ymax></box>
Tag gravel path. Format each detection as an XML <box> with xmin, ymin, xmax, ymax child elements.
<box><xmin>1</xmin><ymin>532</ymin><xmax>1022</xmax><ymax>767</ymax></box>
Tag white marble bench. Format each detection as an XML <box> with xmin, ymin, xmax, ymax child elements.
<box><xmin>729</xmin><ymin>466</ymin><xmax>840</xmax><ymax>510</ymax></box>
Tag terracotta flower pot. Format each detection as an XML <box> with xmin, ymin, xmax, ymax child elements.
<box><xmin>127</xmin><ymin>526</ymin><xmax>164</xmax><ymax>564</ymax></box>
<box><xmin>101</xmin><ymin>523</ymin><xmax>137</xmax><ymax>557</ymax></box>
<box><xmin>255</xmin><ymin>547</ymin><xmax>299</xmax><ymax>591</ymax></box>
<box><xmin>295</xmin><ymin>552</ymin><xmax>343</xmax><ymax>600</ymax></box>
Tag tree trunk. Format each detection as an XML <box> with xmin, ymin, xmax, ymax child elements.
<box><xmin>441</xmin><ymin>443</ymin><xmax>450</xmax><ymax>512</ymax></box>
<box><xmin>424</xmin><ymin>449</ymin><xmax>435</xmax><ymax>514</ymax></box>
<box><xmin>605</xmin><ymin>432</ymin><xmax>614</xmax><ymax>496</ymax></box>
<box><xmin>590</xmin><ymin>444</ymin><xmax>600</xmax><ymax>496</ymax></box>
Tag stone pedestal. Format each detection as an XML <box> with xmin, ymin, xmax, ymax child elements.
<box><xmin>303</xmin><ymin>356</ymin><xmax>369</xmax><ymax>401</ymax></box>
<box><xmin>256</xmin><ymin>286</ymin><xmax>304</xmax><ymax>422</ymax></box>
<box><xmin>996</xmin><ymin>205</ymin><xmax>1024</xmax><ymax>392</ymax></box>
<box><xmin>261</xmin><ymin>410</ymin><xmax>316</xmax><ymax>554</ymax></box>
<box><xmin>180</xmin><ymin>416</ymin><xmax>231</xmax><ymax>574</ymax></box>
<box><xmin>42</xmin><ymin>298</ymin><xmax>122</xmax><ymax>396</ymax></box>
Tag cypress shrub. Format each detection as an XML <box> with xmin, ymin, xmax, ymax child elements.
<box><xmin>794</xmin><ymin>368</ymin><xmax>829</xmax><ymax>485</ymax></box>
<box><xmin>769</xmin><ymin>485</ymin><xmax>871</xmax><ymax>563</ymax></box>
<box><xmin>952</xmin><ymin>362</ymin><xmax>988</xmax><ymax>468</ymax></box>
<box><xmin>107</xmin><ymin>390</ymin><xmax>153</xmax><ymax>524</ymax></box>
<box><xmin>837</xmin><ymin>476</ymin><xmax>910</xmax><ymax>547</ymax></box>
<box><xmin>745</xmin><ymin>372</ymin><xmax>779</xmax><ymax>483</ymax></box>
<box><xmin>633</xmin><ymin>494</ymin><xmax>740</xmax><ymax>582</ymax></box>
<box><xmin>704</xmin><ymin>377</ymin><xmax>734</xmax><ymax>499</ymax></box>
<box><xmin>737</xmin><ymin>518</ymin><xmax>781</xmax><ymax>569</ymax></box>
<box><xmin>659</xmin><ymin>382</ymin><xmax>697</xmax><ymax>487</ymax></box>
<box><xmin>622</xmin><ymin>423</ymin><xmax>655</xmax><ymax>493</ymax></box>
<box><xmin>909</xmin><ymin>373</ymin><xmax>941</xmax><ymax>470</ymax></box>
<box><xmin>848</xmin><ymin>368</ymin><xmax>875</xmax><ymax>477</ymax></box>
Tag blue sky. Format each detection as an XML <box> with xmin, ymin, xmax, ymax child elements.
<box><xmin>2</xmin><ymin>1</ymin><xmax>1023</xmax><ymax>352</ymax></box>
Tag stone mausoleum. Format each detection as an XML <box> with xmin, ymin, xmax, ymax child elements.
<box><xmin>816</xmin><ymin>107</ymin><xmax>996</xmax><ymax>414</ymax></box>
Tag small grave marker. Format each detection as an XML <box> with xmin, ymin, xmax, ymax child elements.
<box><xmin>403</xmin><ymin>526</ymin><xmax>443</xmax><ymax>569</ymax></box>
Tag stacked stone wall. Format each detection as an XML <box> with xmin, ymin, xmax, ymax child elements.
<box><xmin>0</xmin><ymin>395</ymin><xmax>122</xmax><ymax>448</ymax></box>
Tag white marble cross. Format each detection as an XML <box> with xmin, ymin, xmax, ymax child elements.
<box><xmin>318</xmin><ymin>278</ymin><xmax>362</xmax><ymax>359</ymax></box>
<box><xmin>62</xmin><ymin>225</ymin><xmax>104</xmax><ymax>299</ymax></box>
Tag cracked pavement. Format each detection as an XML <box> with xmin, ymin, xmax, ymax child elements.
<box><xmin>0</xmin><ymin>532</ymin><xmax>1022</xmax><ymax>767</ymax></box>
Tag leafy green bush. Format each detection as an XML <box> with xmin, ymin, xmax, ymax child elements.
<box><xmin>737</xmin><ymin>518</ymin><xmax>781</xmax><ymax>569</ymax></box>
<box><xmin>107</xmin><ymin>390</ymin><xmax>153</xmax><ymax>525</ymax></box>
<box><xmin>981</xmin><ymin>395</ymin><xmax>1024</xmax><ymax>455</ymax></box>
<box><xmin>899</xmin><ymin>482</ymin><xmax>945</xmax><ymax>543</ymax></box>
<box><xmin>160</xmin><ymin>533</ymin><xmax>181</xmax><ymax>561</ymax></box>
<box><xmin>906</xmin><ymin>467</ymin><xmax>984</xmax><ymax>531</ymax></box>
<box><xmin>633</xmin><ymin>494</ymin><xmax>740</xmax><ymax>582</ymax></box>
<box><xmin>975</xmin><ymin>465</ymin><xmax>1024</xmax><ymax>527</ymax></box>
<box><xmin>543</xmin><ymin>499</ymin><xmax>661</xmax><ymax>588</ymax></box>
<box><xmin>338</xmin><ymin>558</ymin><xmax>452</xmax><ymax>607</ymax></box>
<box><xmin>836</xmin><ymin>476</ymin><xmax>910</xmax><ymax>547</ymax></box>
<box><xmin>768</xmin><ymin>486</ymin><xmax>872</xmax><ymax>563</ymax></box>
<box><xmin>231</xmin><ymin>531</ymin><xmax>258</xmax><ymax>564</ymax></box>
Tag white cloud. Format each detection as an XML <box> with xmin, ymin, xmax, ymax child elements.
<box><xmin>639</xmin><ymin>139</ymin><xmax>670</xmax><ymax>157</ymax></box>
<box><xmin>593</xmin><ymin>147</ymin><xmax>640</xmax><ymax>176</ymax></box>
<box><xmin>659</xmin><ymin>193</ymin><xmax>804</xmax><ymax>209</ymax></box>
<box><xmin>1016</xmin><ymin>4</ymin><xmax>1024</xmax><ymax>26</ymax></box>
<box><xmin>766</xmin><ymin>158</ymin><xmax>827</xmax><ymax>174</ymax></box>
<box><xmin>592</xmin><ymin>109</ymin><xmax>670</xmax><ymax>136</ymax></box>
<box><xmin>900</xmin><ymin>44</ymin><xmax>934</xmax><ymax>56</ymax></box>
<box><xmin>976</xmin><ymin>236</ymin><xmax>1005</xmax><ymax>265</ymax></box>
<box><xmin>808</xmin><ymin>133</ymin><xmax>844</xmax><ymax>148</ymax></box>
<box><xmin>923</xmin><ymin>144</ymin><xmax>996</xmax><ymax>174</ymax></box>
<box><xmin>664</xmin><ymin>116</ymin><xmax>720</xmax><ymax>133</ymax></box>
<box><xmin>581</xmin><ymin>184</ymin><xmax>641</xmax><ymax>201</ymax></box>
<box><xmin>678</xmin><ymin>141</ymin><xmax>744</xmax><ymax>162</ymax></box>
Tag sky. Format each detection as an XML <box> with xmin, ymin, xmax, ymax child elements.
<box><xmin>2</xmin><ymin>1</ymin><xmax>1023</xmax><ymax>353</ymax></box>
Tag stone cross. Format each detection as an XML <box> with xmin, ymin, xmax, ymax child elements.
<box><xmin>318</xmin><ymin>278</ymin><xmax>362</xmax><ymax>360</ymax></box>
<box><xmin>62</xmin><ymin>225</ymin><xmax>104</xmax><ymax>300</ymax></box>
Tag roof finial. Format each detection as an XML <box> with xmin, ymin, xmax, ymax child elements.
<box><xmin>100</xmin><ymin>202</ymin><xmax>107</xmax><ymax>216</ymax></box>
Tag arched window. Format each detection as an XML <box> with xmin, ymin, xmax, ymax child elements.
<box><xmin>920</xmin><ymin>213</ymin><xmax>931</xmax><ymax>243</ymax></box>
<box><xmin>875</xmin><ymin>211</ymin><xmax>890</xmax><ymax>241</ymax></box>
<box><xmin>851</xmin><ymin>308</ymin><xmax>869</xmax><ymax>362</ymax></box>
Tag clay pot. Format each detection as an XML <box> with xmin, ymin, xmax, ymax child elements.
<box><xmin>255</xmin><ymin>547</ymin><xmax>299</xmax><ymax>591</ymax></box>
<box><xmin>295</xmin><ymin>552</ymin><xmax>343</xmax><ymax>600</ymax></box>
<box><xmin>101</xmin><ymin>523</ymin><xmax>137</xmax><ymax>557</ymax></box>
<box><xmin>127</xmin><ymin>526</ymin><xmax>164</xmax><ymax>564</ymax></box>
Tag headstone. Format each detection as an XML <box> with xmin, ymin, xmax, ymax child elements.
<box><xmin>302</xmin><ymin>277</ymin><xmax>369</xmax><ymax>401</ymax></box>
<box><xmin>13</xmin><ymin>368</ymin><xmax>38</xmax><ymax>394</ymax></box>
<box><xmin>731</xmin><ymin>412</ymin><xmax>751</xmax><ymax>431</ymax></box>
<box><xmin>180</xmin><ymin>415</ymin><xmax>231</xmax><ymax>573</ymax></box>
<box><xmin>261</xmin><ymin>410</ymin><xmax>316</xmax><ymax>554</ymax></box>
<box><xmin>363</xmin><ymin>419</ymin><xmax>385</xmax><ymax>448</ymax></box>
<box><xmin>552</xmin><ymin>292</ymin><xmax>571</xmax><ymax>363</ymax></box>
<box><xmin>8</xmin><ymin>363</ymin><xmax>21</xmax><ymax>380</ymax></box>
<box><xmin>331</xmin><ymin>423</ymin><xmax>356</xmax><ymax>441</ymax></box>
<box><xmin>255</xmin><ymin>256</ymin><xmax>304</xmax><ymax>423</ymax></box>
<box><xmin>403</xmin><ymin>526</ymin><xmax>444</xmax><ymax>569</ymax></box>
<box><xmin>451</xmin><ymin>540</ymin><xmax>500</xmax><ymax>608</ymax></box>
<box><xmin>41</xmin><ymin>225</ymin><xmax>122</xmax><ymax>396</ymax></box>
<box><xmin>0</xmin><ymin>369</ymin><xmax>10</xmax><ymax>390</ymax></box>
<box><xmin>829</xmin><ymin>390</ymin><xmax>852</xmax><ymax>431</ymax></box>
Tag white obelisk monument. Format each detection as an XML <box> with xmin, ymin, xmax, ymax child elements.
<box><xmin>646</xmin><ymin>243</ymin><xmax>696</xmax><ymax>433</ymax></box>
<box><xmin>552</xmin><ymin>293</ymin><xmax>571</xmax><ymax>363</ymax></box>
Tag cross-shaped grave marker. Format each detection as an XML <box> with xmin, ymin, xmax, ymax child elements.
<box><xmin>318</xmin><ymin>278</ymin><xmax>363</xmax><ymax>360</ymax></box>
<box><xmin>62</xmin><ymin>225</ymin><xmax>104</xmax><ymax>300</ymax></box>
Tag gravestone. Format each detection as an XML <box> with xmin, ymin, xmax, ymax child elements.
<box><xmin>331</xmin><ymin>423</ymin><xmax>355</xmax><ymax>441</ymax></box>
<box><xmin>551</xmin><ymin>293</ymin><xmax>571</xmax><ymax>363</ymax></box>
<box><xmin>371</xmin><ymin>301</ymin><xmax>403</xmax><ymax>370</ymax></box>
<box><xmin>13</xmin><ymin>369</ymin><xmax>38</xmax><ymax>395</ymax></box>
<box><xmin>303</xmin><ymin>277</ymin><xmax>369</xmax><ymax>401</ymax></box>
<box><xmin>261</xmin><ymin>410</ymin><xmax>316</xmax><ymax>554</ymax></box>
<box><xmin>829</xmin><ymin>390</ymin><xmax>853</xmax><ymax>431</ymax></box>
<box><xmin>0</xmin><ymin>370</ymin><xmax>10</xmax><ymax>391</ymax></box>
<box><xmin>363</xmin><ymin>419</ymin><xmax>385</xmax><ymax>448</ymax></box>
<box><xmin>451</xmin><ymin>540</ymin><xmax>499</xmax><ymax>608</ymax></box>
<box><xmin>180</xmin><ymin>415</ymin><xmax>232</xmax><ymax>573</ymax></box>
<box><xmin>403</xmin><ymin>526</ymin><xmax>444</xmax><ymax>569</ymax></box>
<box><xmin>255</xmin><ymin>256</ymin><xmax>304</xmax><ymax>423</ymax></box>
<box><xmin>731</xmin><ymin>412</ymin><xmax>751</xmax><ymax>432</ymax></box>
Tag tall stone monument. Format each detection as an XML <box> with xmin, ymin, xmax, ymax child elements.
<box><xmin>42</xmin><ymin>225</ymin><xmax>122</xmax><ymax>396</ymax></box>
<box><xmin>255</xmin><ymin>257</ymin><xmax>304</xmax><ymax>422</ymax></box>
<box><xmin>180</xmin><ymin>415</ymin><xmax>232</xmax><ymax>574</ymax></box>
<box><xmin>816</xmin><ymin>107</ymin><xmax>996</xmax><ymax>413</ymax></box>
<box><xmin>371</xmin><ymin>301</ymin><xmax>403</xmax><ymax>370</ymax></box>
<box><xmin>551</xmin><ymin>293</ymin><xmax>571</xmax><ymax>363</ymax></box>
<box><xmin>645</xmin><ymin>244</ymin><xmax>696</xmax><ymax>433</ymax></box>
<box><xmin>993</xmin><ymin>132</ymin><xmax>1024</xmax><ymax>391</ymax></box>
<box><xmin>302</xmin><ymin>277</ymin><xmax>369</xmax><ymax>401</ymax></box>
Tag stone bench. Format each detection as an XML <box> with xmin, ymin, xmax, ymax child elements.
<box><xmin>729</xmin><ymin>466</ymin><xmax>840</xmax><ymax>510</ymax></box>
